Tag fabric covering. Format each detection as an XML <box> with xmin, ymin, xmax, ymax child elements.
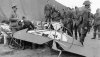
<box><xmin>28</xmin><ymin>29</ymin><xmax>73</xmax><ymax>42</ymax></box>
<box><xmin>13</xmin><ymin>29</ymin><xmax>52</xmax><ymax>44</ymax></box>
<box><xmin>13</xmin><ymin>28</ymin><xmax>73</xmax><ymax>44</ymax></box>
<box><xmin>52</xmin><ymin>22</ymin><xmax>62</xmax><ymax>30</ymax></box>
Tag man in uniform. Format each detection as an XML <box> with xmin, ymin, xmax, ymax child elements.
<box><xmin>62</xmin><ymin>8</ymin><xmax>74</xmax><ymax>37</ymax></box>
<box><xmin>76</xmin><ymin>0</ymin><xmax>91</xmax><ymax>45</ymax></box>
<box><xmin>9</xmin><ymin>6</ymin><xmax>20</xmax><ymax>32</ymax></box>
<box><xmin>73</xmin><ymin>6</ymin><xmax>80</xmax><ymax>40</ymax></box>
<box><xmin>21</xmin><ymin>16</ymin><xmax>35</xmax><ymax>30</ymax></box>
<box><xmin>44</xmin><ymin>4</ymin><xmax>52</xmax><ymax>22</ymax></box>
<box><xmin>92</xmin><ymin>8</ymin><xmax>100</xmax><ymax>39</ymax></box>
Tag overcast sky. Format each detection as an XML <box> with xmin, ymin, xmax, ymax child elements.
<box><xmin>55</xmin><ymin>0</ymin><xmax>100</xmax><ymax>14</ymax></box>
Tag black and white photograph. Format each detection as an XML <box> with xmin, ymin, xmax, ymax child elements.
<box><xmin>0</xmin><ymin>0</ymin><xmax>99</xmax><ymax>57</ymax></box>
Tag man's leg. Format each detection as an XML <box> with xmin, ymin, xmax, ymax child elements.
<box><xmin>30</xmin><ymin>22</ymin><xmax>35</xmax><ymax>30</ymax></box>
<box><xmin>80</xmin><ymin>26</ymin><xmax>88</xmax><ymax>46</ymax></box>
<box><xmin>74</xmin><ymin>24</ymin><xmax>78</xmax><ymax>40</ymax></box>
<box><xmin>92</xmin><ymin>26</ymin><xmax>97</xmax><ymax>39</ymax></box>
<box><xmin>97</xmin><ymin>25</ymin><xmax>100</xmax><ymax>39</ymax></box>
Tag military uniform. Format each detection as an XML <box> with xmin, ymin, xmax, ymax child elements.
<box><xmin>44</xmin><ymin>4</ymin><xmax>52</xmax><ymax>22</ymax></box>
<box><xmin>77</xmin><ymin>0</ymin><xmax>91</xmax><ymax>45</ymax></box>
<box><xmin>10</xmin><ymin>11</ymin><xmax>18</xmax><ymax>19</ymax></box>
<box><xmin>92</xmin><ymin>9</ymin><xmax>100</xmax><ymax>39</ymax></box>
<box><xmin>62</xmin><ymin>9</ymin><xmax>74</xmax><ymax>37</ymax></box>
<box><xmin>73</xmin><ymin>4</ymin><xmax>91</xmax><ymax>40</ymax></box>
<box><xmin>21</xmin><ymin>17</ymin><xmax>35</xmax><ymax>30</ymax></box>
<box><xmin>73</xmin><ymin>7</ymin><xmax>81</xmax><ymax>40</ymax></box>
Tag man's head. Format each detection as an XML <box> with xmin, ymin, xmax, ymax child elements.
<box><xmin>22</xmin><ymin>16</ymin><xmax>26</xmax><ymax>20</ymax></box>
<box><xmin>12</xmin><ymin>6</ymin><xmax>17</xmax><ymax>11</ymax></box>
<box><xmin>83</xmin><ymin>0</ymin><xmax>91</xmax><ymax>9</ymax></box>
<box><xmin>75</xmin><ymin>6</ymin><xmax>78</xmax><ymax>10</ymax></box>
<box><xmin>96</xmin><ymin>8</ymin><xmax>100</xmax><ymax>14</ymax></box>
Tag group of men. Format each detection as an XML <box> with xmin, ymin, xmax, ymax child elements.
<box><xmin>0</xmin><ymin>5</ymin><xmax>36</xmax><ymax>46</ymax></box>
<box><xmin>9</xmin><ymin>5</ymin><xmax>35</xmax><ymax>31</ymax></box>
<box><xmin>44</xmin><ymin>0</ymin><xmax>100</xmax><ymax>45</ymax></box>
<box><xmin>1</xmin><ymin>0</ymin><xmax>100</xmax><ymax>46</ymax></box>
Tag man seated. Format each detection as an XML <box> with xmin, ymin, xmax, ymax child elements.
<box><xmin>0</xmin><ymin>20</ymin><xmax>11</xmax><ymax>32</ymax></box>
<box><xmin>0</xmin><ymin>20</ymin><xmax>11</xmax><ymax>45</ymax></box>
<box><xmin>21</xmin><ymin>16</ymin><xmax>36</xmax><ymax>30</ymax></box>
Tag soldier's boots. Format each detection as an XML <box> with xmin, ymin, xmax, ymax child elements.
<box><xmin>80</xmin><ymin>38</ymin><xmax>84</xmax><ymax>46</ymax></box>
<box><xmin>91</xmin><ymin>33</ymin><xmax>100</xmax><ymax>40</ymax></box>
<box><xmin>80</xmin><ymin>34</ymin><xmax>87</xmax><ymax>46</ymax></box>
<box><xmin>75</xmin><ymin>31</ymin><xmax>77</xmax><ymax>40</ymax></box>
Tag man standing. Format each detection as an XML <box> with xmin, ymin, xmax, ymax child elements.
<box><xmin>77</xmin><ymin>0</ymin><xmax>91</xmax><ymax>45</ymax></box>
<box><xmin>92</xmin><ymin>8</ymin><xmax>100</xmax><ymax>39</ymax></box>
<box><xmin>44</xmin><ymin>4</ymin><xmax>52</xmax><ymax>22</ymax></box>
<box><xmin>0</xmin><ymin>20</ymin><xmax>11</xmax><ymax>45</ymax></box>
<box><xmin>73</xmin><ymin>6</ymin><xmax>80</xmax><ymax>40</ymax></box>
<box><xmin>9</xmin><ymin>6</ymin><xmax>19</xmax><ymax>29</ymax></box>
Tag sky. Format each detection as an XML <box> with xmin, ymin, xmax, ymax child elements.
<box><xmin>55</xmin><ymin>0</ymin><xmax>100</xmax><ymax>14</ymax></box>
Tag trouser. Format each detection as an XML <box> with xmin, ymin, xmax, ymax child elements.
<box><xmin>67</xmin><ymin>24</ymin><xmax>73</xmax><ymax>37</ymax></box>
<box><xmin>80</xmin><ymin>33</ymin><xmax>87</xmax><ymax>43</ymax></box>
<box><xmin>78</xmin><ymin>26</ymin><xmax>88</xmax><ymax>43</ymax></box>
<box><xmin>45</xmin><ymin>16</ymin><xmax>51</xmax><ymax>22</ymax></box>
<box><xmin>87</xmin><ymin>21</ymin><xmax>92</xmax><ymax>32</ymax></box>
<box><xmin>74</xmin><ymin>24</ymin><xmax>78</xmax><ymax>40</ymax></box>
<box><xmin>93</xmin><ymin>25</ymin><xmax>100</xmax><ymax>38</ymax></box>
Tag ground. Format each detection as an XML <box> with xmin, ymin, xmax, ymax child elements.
<box><xmin>0</xmin><ymin>44</ymin><xmax>82</xmax><ymax>57</ymax></box>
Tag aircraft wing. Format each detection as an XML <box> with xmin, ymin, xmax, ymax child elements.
<box><xmin>13</xmin><ymin>29</ymin><xmax>52</xmax><ymax>44</ymax></box>
<box><xmin>13</xmin><ymin>29</ymin><xmax>87</xmax><ymax>56</ymax></box>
